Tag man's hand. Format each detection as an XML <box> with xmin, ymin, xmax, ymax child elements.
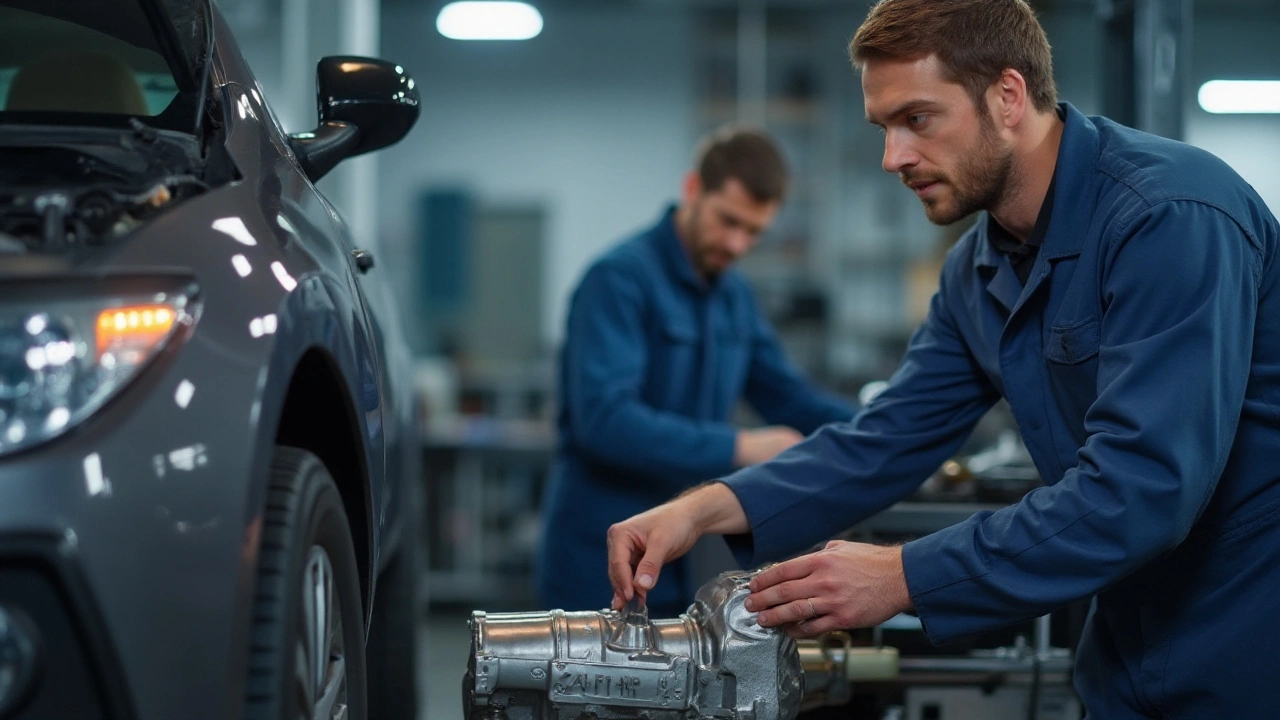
<box><xmin>607</xmin><ymin>483</ymin><xmax>749</xmax><ymax>610</ymax></box>
<box><xmin>743</xmin><ymin>540</ymin><xmax>913</xmax><ymax>638</ymax></box>
<box><xmin>734</xmin><ymin>426</ymin><xmax>804</xmax><ymax>467</ymax></box>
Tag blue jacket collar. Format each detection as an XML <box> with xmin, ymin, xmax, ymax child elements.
<box><xmin>652</xmin><ymin>204</ymin><xmax>713</xmax><ymax>292</ymax></box>
<box><xmin>1040</xmin><ymin>102</ymin><xmax>1097</xmax><ymax>261</ymax></box>
<box><xmin>973</xmin><ymin>102</ymin><xmax>1097</xmax><ymax>273</ymax></box>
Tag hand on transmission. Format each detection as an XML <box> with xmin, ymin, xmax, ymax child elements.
<box><xmin>743</xmin><ymin>540</ymin><xmax>913</xmax><ymax>638</ymax></box>
<box><xmin>607</xmin><ymin>483</ymin><xmax>749</xmax><ymax>610</ymax></box>
<box><xmin>733</xmin><ymin>426</ymin><xmax>804</xmax><ymax>467</ymax></box>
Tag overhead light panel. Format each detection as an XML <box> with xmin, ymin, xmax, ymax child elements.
<box><xmin>1198</xmin><ymin>80</ymin><xmax>1280</xmax><ymax>114</ymax></box>
<box><xmin>437</xmin><ymin>1</ymin><xmax>543</xmax><ymax>41</ymax></box>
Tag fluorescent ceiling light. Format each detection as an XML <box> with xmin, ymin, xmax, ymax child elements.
<box><xmin>437</xmin><ymin>1</ymin><xmax>543</xmax><ymax>41</ymax></box>
<box><xmin>1198</xmin><ymin>80</ymin><xmax>1280</xmax><ymax>114</ymax></box>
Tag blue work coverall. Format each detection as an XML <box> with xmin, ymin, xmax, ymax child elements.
<box><xmin>724</xmin><ymin>103</ymin><xmax>1280</xmax><ymax>717</ymax></box>
<box><xmin>536</xmin><ymin>207</ymin><xmax>857</xmax><ymax>615</ymax></box>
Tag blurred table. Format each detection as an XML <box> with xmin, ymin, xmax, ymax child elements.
<box><xmin>422</xmin><ymin>416</ymin><xmax>554</xmax><ymax>607</ymax></box>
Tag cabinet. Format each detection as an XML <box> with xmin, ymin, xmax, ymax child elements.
<box><xmin>422</xmin><ymin>417</ymin><xmax>552</xmax><ymax>608</ymax></box>
<box><xmin>420</xmin><ymin>363</ymin><xmax>554</xmax><ymax>610</ymax></box>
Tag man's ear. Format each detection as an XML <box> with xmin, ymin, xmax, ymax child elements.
<box><xmin>681</xmin><ymin>171</ymin><xmax>703</xmax><ymax>206</ymax></box>
<box><xmin>989</xmin><ymin>67</ymin><xmax>1029</xmax><ymax>129</ymax></box>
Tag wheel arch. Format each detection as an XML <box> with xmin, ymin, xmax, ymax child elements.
<box><xmin>273</xmin><ymin>348</ymin><xmax>373</xmax><ymax>622</ymax></box>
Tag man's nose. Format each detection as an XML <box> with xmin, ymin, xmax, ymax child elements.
<box><xmin>725</xmin><ymin>228</ymin><xmax>754</xmax><ymax>256</ymax></box>
<box><xmin>882</xmin><ymin>130</ymin><xmax>919</xmax><ymax>174</ymax></box>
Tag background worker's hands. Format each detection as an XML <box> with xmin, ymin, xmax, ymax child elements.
<box><xmin>744</xmin><ymin>540</ymin><xmax>913</xmax><ymax>638</ymax></box>
<box><xmin>608</xmin><ymin>483</ymin><xmax>750</xmax><ymax>610</ymax></box>
<box><xmin>733</xmin><ymin>425</ymin><xmax>804</xmax><ymax>467</ymax></box>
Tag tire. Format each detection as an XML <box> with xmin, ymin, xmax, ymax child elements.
<box><xmin>246</xmin><ymin>446</ymin><xmax>367</xmax><ymax>720</ymax></box>
<box><xmin>367</xmin><ymin>474</ymin><xmax>426</xmax><ymax>719</ymax></box>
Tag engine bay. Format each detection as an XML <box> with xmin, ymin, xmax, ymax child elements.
<box><xmin>0</xmin><ymin>122</ymin><xmax>211</xmax><ymax>252</ymax></box>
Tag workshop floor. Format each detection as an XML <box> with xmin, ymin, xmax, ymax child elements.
<box><xmin>419</xmin><ymin>608</ymin><xmax>473</xmax><ymax>720</ymax></box>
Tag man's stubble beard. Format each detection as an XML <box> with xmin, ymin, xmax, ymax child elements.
<box><xmin>913</xmin><ymin>114</ymin><xmax>1018</xmax><ymax>226</ymax></box>
<box><xmin>682</xmin><ymin>199</ymin><xmax>726</xmax><ymax>279</ymax></box>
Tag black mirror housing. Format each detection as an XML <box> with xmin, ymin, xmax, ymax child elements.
<box><xmin>289</xmin><ymin>56</ymin><xmax>420</xmax><ymax>182</ymax></box>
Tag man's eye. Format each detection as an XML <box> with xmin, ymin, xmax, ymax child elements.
<box><xmin>909</xmin><ymin>114</ymin><xmax>929</xmax><ymax>127</ymax></box>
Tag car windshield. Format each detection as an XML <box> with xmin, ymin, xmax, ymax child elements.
<box><xmin>0</xmin><ymin>0</ymin><xmax>203</xmax><ymax>132</ymax></box>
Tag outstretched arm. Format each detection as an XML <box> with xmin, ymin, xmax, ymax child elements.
<box><xmin>606</xmin><ymin>482</ymin><xmax>748</xmax><ymax>608</ymax></box>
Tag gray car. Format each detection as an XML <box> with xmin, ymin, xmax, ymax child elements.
<box><xmin>0</xmin><ymin>1</ymin><xmax>425</xmax><ymax>718</ymax></box>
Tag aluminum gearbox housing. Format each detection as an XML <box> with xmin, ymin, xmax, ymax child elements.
<box><xmin>464</xmin><ymin>570</ymin><xmax>898</xmax><ymax>720</ymax></box>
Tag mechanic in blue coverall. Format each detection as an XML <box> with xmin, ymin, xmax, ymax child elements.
<box><xmin>607</xmin><ymin>0</ymin><xmax>1280</xmax><ymax>716</ymax></box>
<box><xmin>535</xmin><ymin>127</ymin><xmax>859</xmax><ymax>617</ymax></box>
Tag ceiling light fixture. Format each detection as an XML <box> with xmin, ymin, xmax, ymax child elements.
<box><xmin>436</xmin><ymin>1</ymin><xmax>543</xmax><ymax>41</ymax></box>
<box><xmin>1198</xmin><ymin>80</ymin><xmax>1280</xmax><ymax>114</ymax></box>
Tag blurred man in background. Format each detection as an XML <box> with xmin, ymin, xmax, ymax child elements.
<box><xmin>536</xmin><ymin>126</ymin><xmax>858</xmax><ymax>617</ymax></box>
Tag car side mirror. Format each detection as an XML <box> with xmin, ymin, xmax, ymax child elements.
<box><xmin>289</xmin><ymin>56</ymin><xmax>420</xmax><ymax>182</ymax></box>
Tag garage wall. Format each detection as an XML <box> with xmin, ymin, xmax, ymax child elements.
<box><xmin>1039</xmin><ymin>3</ymin><xmax>1280</xmax><ymax>213</ymax></box>
<box><xmin>1040</xmin><ymin>5</ymin><xmax>1103</xmax><ymax>116</ymax></box>
<box><xmin>375</xmin><ymin>3</ymin><xmax>697</xmax><ymax>352</ymax></box>
<box><xmin>1186</xmin><ymin>8</ymin><xmax>1280</xmax><ymax>213</ymax></box>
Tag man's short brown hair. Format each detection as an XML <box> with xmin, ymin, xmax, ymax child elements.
<box><xmin>693</xmin><ymin>126</ymin><xmax>788</xmax><ymax>204</ymax></box>
<box><xmin>850</xmin><ymin>0</ymin><xmax>1059</xmax><ymax>114</ymax></box>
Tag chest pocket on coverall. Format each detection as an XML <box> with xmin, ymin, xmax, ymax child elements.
<box><xmin>654</xmin><ymin>317</ymin><xmax>700</xmax><ymax>404</ymax></box>
<box><xmin>1044</xmin><ymin>317</ymin><xmax>1101</xmax><ymax>442</ymax></box>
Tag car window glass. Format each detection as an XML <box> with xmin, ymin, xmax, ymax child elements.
<box><xmin>0</xmin><ymin>5</ymin><xmax>180</xmax><ymax>118</ymax></box>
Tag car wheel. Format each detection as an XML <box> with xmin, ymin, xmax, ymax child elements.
<box><xmin>246</xmin><ymin>446</ymin><xmax>367</xmax><ymax>720</ymax></box>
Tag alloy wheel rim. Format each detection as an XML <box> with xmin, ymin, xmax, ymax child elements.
<box><xmin>294</xmin><ymin>545</ymin><xmax>348</xmax><ymax>720</ymax></box>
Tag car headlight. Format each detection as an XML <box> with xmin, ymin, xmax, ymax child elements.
<box><xmin>0</xmin><ymin>283</ymin><xmax>196</xmax><ymax>456</ymax></box>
